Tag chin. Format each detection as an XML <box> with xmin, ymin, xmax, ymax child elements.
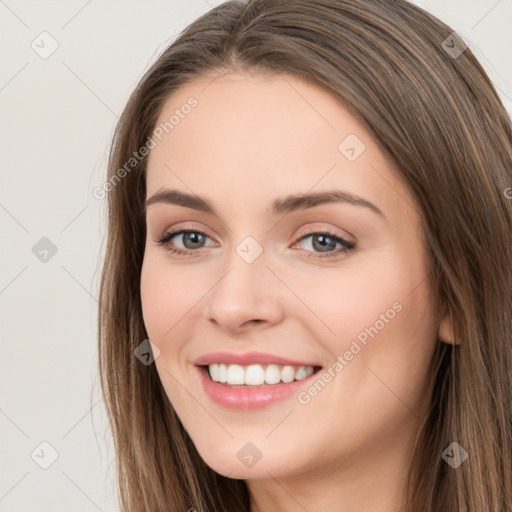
<box><xmin>194</xmin><ymin>442</ymin><xmax>297</xmax><ymax>480</ymax></box>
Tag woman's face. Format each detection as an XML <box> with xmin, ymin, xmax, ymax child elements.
<box><xmin>140</xmin><ymin>71</ymin><xmax>445</xmax><ymax>482</ymax></box>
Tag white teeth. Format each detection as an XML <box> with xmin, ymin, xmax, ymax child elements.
<box><xmin>281</xmin><ymin>366</ymin><xmax>296</xmax><ymax>383</ymax></box>
<box><xmin>265</xmin><ymin>364</ymin><xmax>281</xmax><ymax>384</ymax></box>
<box><xmin>226</xmin><ymin>364</ymin><xmax>245</xmax><ymax>385</ymax></box>
<box><xmin>209</xmin><ymin>363</ymin><xmax>220</xmax><ymax>381</ymax></box>
<box><xmin>295</xmin><ymin>367</ymin><xmax>308</xmax><ymax>380</ymax></box>
<box><xmin>245</xmin><ymin>364</ymin><xmax>265</xmax><ymax>385</ymax></box>
<box><xmin>207</xmin><ymin>363</ymin><xmax>317</xmax><ymax>386</ymax></box>
<box><xmin>218</xmin><ymin>363</ymin><xmax>228</xmax><ymax>383</ymax></box>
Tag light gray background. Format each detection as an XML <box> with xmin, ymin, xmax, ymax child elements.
<box><xmin>1</xmin><ymin>1</ymin><xmax>510</xmax><ymax>510</ymax></box>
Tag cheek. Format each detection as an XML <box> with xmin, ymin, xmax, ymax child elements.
<box><xmin>291</xmin><ymin>261</ymin><xmax>401</xmax><ymax>346</ymax></box>
<box><xmin>319</xmin><ymin>265</ymin><xmax>436</xmax><ymax>419</ymax></box>
<box><xmin>140</xmin><ymin>254</ymin><xmax>188</xmax><ymax>342</ymax></box>
<box><xmin>140</xmin><ymin>252</ymin><xmax>216</xmax><ymax>347</ymax></box>
<box><xmin>315</xmin><ymin>246</ymin><xmax>431</xmax><ymax>343</ymax></box>
<box><xmin>298</xmin><ymin>249</ymin><xmax>436</xmax><ymax>388</ymax></box>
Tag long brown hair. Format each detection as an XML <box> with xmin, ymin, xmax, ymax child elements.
<box><xmin>97</xmin><ymin>1</ymin><xmax>512</xmax><ymax>510</ymax></box>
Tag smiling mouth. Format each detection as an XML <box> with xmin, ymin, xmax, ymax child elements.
<box><xmin>201</xmin><ymin>363</ymin><xmax>323</xmax><ymax>387</ymax></box>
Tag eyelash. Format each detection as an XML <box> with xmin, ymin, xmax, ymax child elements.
<box><xmin>153</xmin><ymin>228</ymin><xmax>356</xmax><ymax>260</ymax></box>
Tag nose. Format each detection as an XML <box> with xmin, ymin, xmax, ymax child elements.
<box><xmin>202</xmin><ymin>248</ymin><xmax>286</xmax><ymax>333</ymax></box>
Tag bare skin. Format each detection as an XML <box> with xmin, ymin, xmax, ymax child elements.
<box><xmin>140</xmin><ymin>70</ymin><xmax>454</xmax><ymax>512</ymax></box>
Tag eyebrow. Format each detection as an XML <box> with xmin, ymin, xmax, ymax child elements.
<box><xmin>144</xmin><ymin>188</ymin><xmax>384</xmax><ymax>218</ymax></box>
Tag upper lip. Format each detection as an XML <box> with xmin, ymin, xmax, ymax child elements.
<box><xmin>194</xmin><ymin>351</ymin><xmax>321</xmax><ymax>368</ymax></box>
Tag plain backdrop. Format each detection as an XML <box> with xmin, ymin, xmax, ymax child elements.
<box><xmin>1</xmin><ymin>1</ymin><xmax>511</xmax><ymax>510</ymax></box>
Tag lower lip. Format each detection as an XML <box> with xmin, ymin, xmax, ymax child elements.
<box><xmin>196</xmin><ymin>365</ymin><xmax>321</xmax><ymax>410</ymax></box>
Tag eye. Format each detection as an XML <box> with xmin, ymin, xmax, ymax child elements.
<box><xmin>153</xmin><ymin>228</ymin><xmax>356</xmax><ymax>259</ymax></box>
<box><xmin>292</xmin><ymin>230</ymin><xmax>356</xmax><ymax>259</ymax></box>
<box><xmin>154</xmin><ymin>229</ymin><xmax>216</xmax><ymax>256</ymax></box>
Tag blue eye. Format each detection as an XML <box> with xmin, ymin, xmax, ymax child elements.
<box><xmin>294</xmin><ymin>231</ymin><xmax>356</xmax><ymax>259</ymax></box>
<box><xmin>154</xmin><ymin>229</ymin><xmax>356</xmax><ymax>259</ymax></box>
<box><xmin>154</xmin><ymin>229</ymin><xmax>215</xmax><ymax>256</ymax></box>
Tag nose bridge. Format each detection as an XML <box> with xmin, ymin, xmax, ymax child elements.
<box><xmin>234</xmin><ymin>234</ymin><xmax>265</xmax><ymax>266</ymax></box>
<box><xmin>203</xmin><ymin>233</ymin><xmax>285</xmax><ymax>329</ymax></box>
<box><xmin>218</xmin><ymin>233</ymin><xmax>269</xmax><ymax>300</ymax></box>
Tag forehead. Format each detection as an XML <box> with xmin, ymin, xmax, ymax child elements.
<box><xmin>145</xmin><ymin>72</ymin><xmax>417</xmax><ymax>227</ymax></box>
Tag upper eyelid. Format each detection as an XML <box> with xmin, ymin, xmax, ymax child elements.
<box><xmin>156</xmin><ymin>219</ymin><xmax>352</xmax><ymax>238</ymax></box>
<box><xmin>160</xmin><ymin>227</ymin><xmax>217</xmax><ymax>242</ymax></box>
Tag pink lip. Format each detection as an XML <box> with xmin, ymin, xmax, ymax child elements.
<box><xmin>195</xmin><ymin>365</ymin><xmax>321</xmax><ymax>410</ymax></box>
<box><xmin>194</xmin><ymin>351</ymin><xmax>319</xmax><ymax>367</ymax></box>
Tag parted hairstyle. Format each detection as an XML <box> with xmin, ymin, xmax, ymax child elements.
<box><xmin>97</xmin><ymin>0</ymin><xmax>512</xmax><ymax>510</ymax></box>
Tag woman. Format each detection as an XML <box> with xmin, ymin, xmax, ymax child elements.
<box><xmin>97</xmin><ymin>0</ymin><xmax>512</xmax><ymax>510</ymax></box>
